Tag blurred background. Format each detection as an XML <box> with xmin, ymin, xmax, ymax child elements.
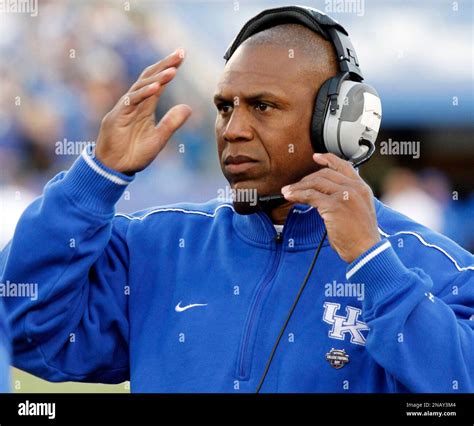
<box><xmin>0</xmin><ymin>0</ymin><xmax>472</xmax><ymax>391</ymax></box>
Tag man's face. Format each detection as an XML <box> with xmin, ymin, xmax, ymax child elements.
<box><xmin>214</xmin><ymin>43</ymin><xmax>326</xmax><ymax>206</ymax></box>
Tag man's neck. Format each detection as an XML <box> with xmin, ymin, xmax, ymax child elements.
<box><xmin>262</xmin><ymin>200</ymin><xmax>295</xmax><ymax>225</ymax></box>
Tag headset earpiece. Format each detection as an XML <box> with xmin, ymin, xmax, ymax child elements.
<box><xmin>314</xmin><ymin>75</ymin><xmax>382</xmax><ymax>164</ymax></box>
<box><xmin>311</xmin><ymin>77</ymin><xmax>333</xmax><ymax>155</ymax></box>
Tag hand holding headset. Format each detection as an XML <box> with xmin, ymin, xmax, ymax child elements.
<box><xmin>223</xmin><ymin>6</ymin><xmax>383</xmax><ymax>392</ymax></box>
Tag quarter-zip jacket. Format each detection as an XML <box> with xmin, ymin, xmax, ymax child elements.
<box><xmin>1</xmin><ymin>146</ymin><xmax>473</xmax><ymax>392</ymax></box>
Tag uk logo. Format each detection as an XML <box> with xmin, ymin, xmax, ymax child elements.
<box><xmin>323</xmin><ymin>302</ymin><xmax>369</xmax><ymax>346</ymax></box>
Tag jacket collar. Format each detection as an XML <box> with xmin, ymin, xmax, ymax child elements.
<box><xmin>232</xmin><ymin>203</ymin><xmax>328</xmax><ymax>250</ymax></box>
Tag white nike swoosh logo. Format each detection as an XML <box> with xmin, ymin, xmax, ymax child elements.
<box><xmin>175</xmin><ymin>301</ymin><xmax>208</xmax><ymax>312</ymax></box>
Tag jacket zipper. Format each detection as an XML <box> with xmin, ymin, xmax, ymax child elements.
<box><xmin>237</xmin><ymin>230</ymin><xmax>283</xmax><ymax>379</ymax></box>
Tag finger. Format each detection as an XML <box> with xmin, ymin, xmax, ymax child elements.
<box><xmin>139</xmin><ymin>48</ymin><xmax>185</xmax><ymax>81</ymax></box>
<box><xmin>125</xmin><ymin>67</ymin><xmax>179</xmax><ymax>109</ymax></box>
<box><xmin>138</xmin><ymin>82</ymin><xmax>182</xmax><ymax>119</ymax></box>
<box><xmin>282</xmin><ymin>187</ymin><xmax>330</xmax><ymax>207</ymax></box>
<box><xmin>154</xmin><ymin>104</ymin><xmax>192</xmax><ymax>148</ymax></box>
<box><xmin>313</xmin><ymin>153</ymin><xmax>359</xmax><ymax>179</ymax></box>
<box><xmin>130</xmin><ymin>66</ymin><xmax>177</xmax><ymax>93</ymax></box>
<box><xmin>311</xmin><ymin>166</ymin><xmax>352</xmax><ymax>185</ymax></box>
<box><xmin>282</xmin><ymin>175</ymin><xmax>341</xmax><ymax>195</ymax></box>
<box><xmin>124</xmin><ymin>81</ymin><xmax>162</xmax><ymax>108</ymax></box>
<box><xmin>131</xmin><ymin>68</ymin><xmax>179</xmax><ymax>116</ymax></box>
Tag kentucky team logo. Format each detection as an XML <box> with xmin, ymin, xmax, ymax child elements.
<box><xmin>323</xmin><ymin>302</ymin><xmax>369</xmax><ymax>346</ymax></box>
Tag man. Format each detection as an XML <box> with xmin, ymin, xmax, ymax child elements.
<box><xmin>1</xmin><ymin>10</ymin><xmax>473</xmax><ymax>393</ymax></box>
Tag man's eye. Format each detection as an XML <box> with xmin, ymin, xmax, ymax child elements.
<box><xmin>217</xmin><ymin>103</ymin><xmax>233</xmax><ymax>114</ymax></box>
<box><xmin>254</xmin><ymin>102</ymin><xmax>271</xmax><ymax>112</ymax></box>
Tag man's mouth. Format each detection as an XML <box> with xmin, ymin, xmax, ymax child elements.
<box><xmin>224</xmin><ymin>155</ymin><xmax>259</xmax><ymax>174</ymax></box>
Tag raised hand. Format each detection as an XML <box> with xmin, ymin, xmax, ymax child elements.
<box><xmin>95</xmin><ymin>49</ymin><xmax>192</xmax><ymax>174</ymax></box>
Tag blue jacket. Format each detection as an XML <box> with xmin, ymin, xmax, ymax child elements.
<box><xmin>0</xmin><ymin>298</ymin><xmax>10</xmax><ymax>392</ymax></box>
<box><xmin>1</xmin><ymin>147</ymin><xmax>474</xmax><ymax>392</ymax></box>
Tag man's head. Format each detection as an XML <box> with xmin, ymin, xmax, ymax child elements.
<box><xmin>214</xmin><ymin>23</ymin><xmax>338</xmax><ymax>213</ymax></box>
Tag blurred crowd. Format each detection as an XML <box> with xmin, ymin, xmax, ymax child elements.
<box><xmin>0</xmin><ymin>0</ymin><xmax>472</xmax><ymax>253</ymax></box>
<box><xmin>381</xmin><ymin>168</ymin><xmax>474</xmax><ymax>252</ymax></box>
<box><xmin>0</xmin><ymin>0</ymin><xmax>226</xmax><ymax>247</ymax></box>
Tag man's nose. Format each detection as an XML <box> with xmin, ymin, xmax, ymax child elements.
<box><xmin>223</xmin><ymin>107</ymin><xmax>253</xmax><ymax>142</ymax></box>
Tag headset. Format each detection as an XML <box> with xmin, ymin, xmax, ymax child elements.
<box><xmin>224</xmin><ymin>5</ymin><xmax>382</xmax><ymax>168</ymax></box>
<box><xmin>223</xmin><ymin>6</ymin><xmax>382</xmax><ymax>392</ymax></box>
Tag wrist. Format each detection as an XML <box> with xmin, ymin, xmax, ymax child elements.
<box><xmin>347</xmin><ymin>235</ymin><xmax>381</xmax><ymax>263</ymax></box>
<box><xmin>94</xmin><ymin>144</ymin><xmax>126</xmax><ymax>175</ymax></box>
<box><xmin>61</xmin><ymin>144</ymin><xmax>135</xmax><ymax>215</ymax></box>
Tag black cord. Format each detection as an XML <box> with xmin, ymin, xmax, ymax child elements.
<box><xmin>255</xmin><ymin>228</ymin><xmax>328</xmax><ymax>393</ymax></box>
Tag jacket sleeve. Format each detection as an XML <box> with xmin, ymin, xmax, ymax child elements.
<box><xmin>346</xmin><ymin>238</ymin><xmax>474</xmax><ymax>392</ymax></box>
<box><xmin>0</xmin><ymin>146</ymin><xmax>135</xmax><ymax>383</ymax></box>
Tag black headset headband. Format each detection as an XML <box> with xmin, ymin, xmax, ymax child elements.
<box><xmin>223</xmin><ymin>5</ymin><xmax>364</xmax><ymax>82</ymax></box>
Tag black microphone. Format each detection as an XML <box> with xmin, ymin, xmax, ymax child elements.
<box><xmin>257</xmin><ymin>194</ymin><xmax>287</xmax><ymax>210</ymax></box>
<box><xmin>257</xmin><ymin>194</ymin><xmax>285</xmax><ymax>203</ymax></box>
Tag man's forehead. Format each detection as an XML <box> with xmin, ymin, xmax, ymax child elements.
<box><xmin>216</xmin><ymin>46</ymin><xmax>307</xmax><ymax>98</ymax></box>
<box><xmin>218</xmin><ymin>68</ymin><xmax>289</xmax><ymax>87</ymax></box>
<box><xmin>216</xmin><ymin>69</ymin><xmax>288</xmax><ymax>96</ymax></box>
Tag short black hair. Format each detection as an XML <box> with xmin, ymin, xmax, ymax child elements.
<box><xmin>240</xmin><ymin>23</ymin><xmax>338</xmax><ymax>79</ymax></box>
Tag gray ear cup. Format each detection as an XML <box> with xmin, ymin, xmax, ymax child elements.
<box><xmin>310</xmin><ymin>77</ymin><xmax>334</xmax><ymax>154</ymax></box>
<box><xmin>323</xmin><ymin>81</ymin><xmax>382</xmax><ymax>164</ymax></box>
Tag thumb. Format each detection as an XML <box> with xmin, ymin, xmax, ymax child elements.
<box><xmin>154</xmin><ymin>104</ymin><xmax>192</xmax><ymax>148</ymax></box>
